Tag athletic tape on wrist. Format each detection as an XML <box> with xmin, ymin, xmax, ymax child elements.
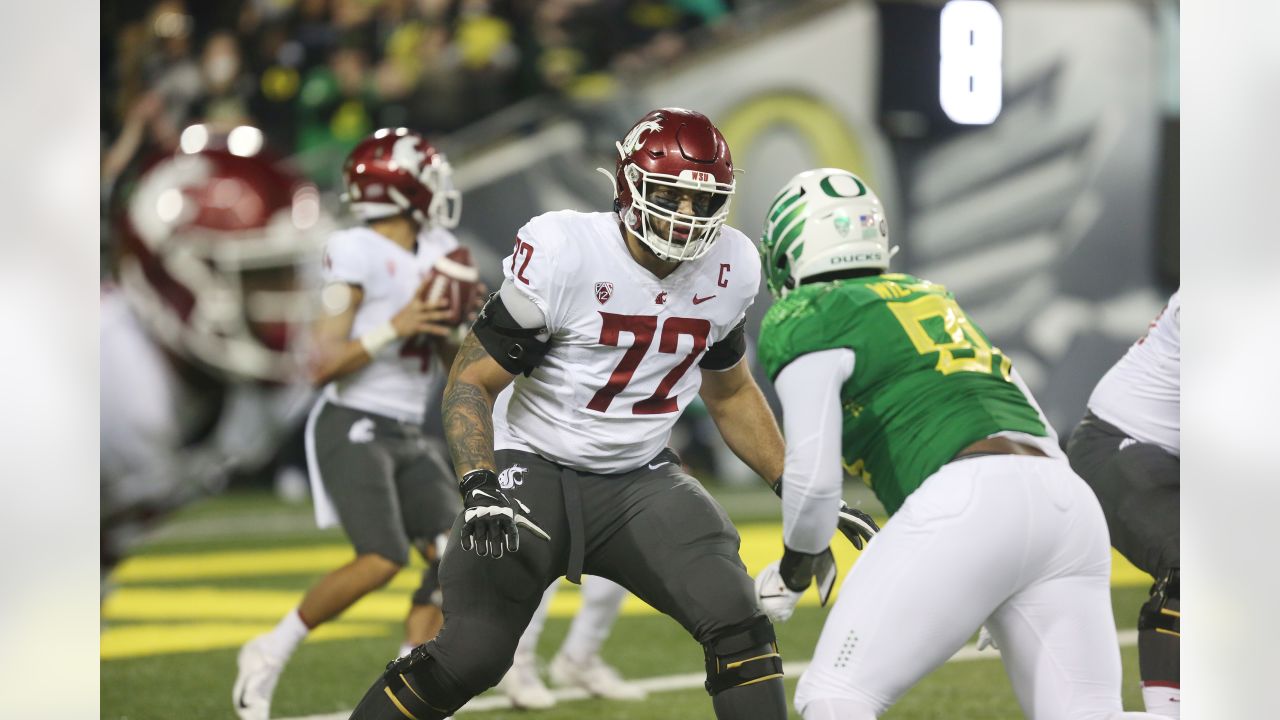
<box><xmin>360</xmin><ymin>320</ymin><xmax>398</xmax><ymax>356</ymax></box>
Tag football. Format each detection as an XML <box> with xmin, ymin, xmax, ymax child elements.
<box><xmin>420</xmin><ymin>246</ymin><xmax>480</xmax><ymax>327</ymax></box>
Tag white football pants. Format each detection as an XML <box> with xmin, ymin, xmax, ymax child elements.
<box><xmin>514</xmin><ymin>574</ymin><xmax>629</xmax><ymax>661</ymax></box>
<box><xmin>795</xmin><ymin>455</ymin><xmax>1160</xmax><ymax>720</ymax></box>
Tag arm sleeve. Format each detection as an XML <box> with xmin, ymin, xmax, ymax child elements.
<box><xmin>321</xmin><ymin>233</ymin><xmax>369</xmax><ymax>286</ymax></box>
<box><xmin>774</xmin><ymin>348</ymin><xmax>856</xmax><ymax>554</ymax></box>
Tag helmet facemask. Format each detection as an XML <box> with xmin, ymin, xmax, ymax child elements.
<box><xmin>121</xmin><ymin>209</ymin><xmax>325</xmax><ymax>383</ymax></box>
<box><xmin>619</xmin><ymin>163</ymin><xmax>733</xmax><ymax>262</ymax></box>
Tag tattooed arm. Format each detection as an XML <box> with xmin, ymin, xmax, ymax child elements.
<box><xmin>441</xmin><ymin>330</ymin><xmax>517</xmax><ymax>476</ymax></box>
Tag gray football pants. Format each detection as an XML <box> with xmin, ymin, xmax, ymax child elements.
<box><xmin>422</xmin><ymin>448</ymin><xmax>780</xmax><ymax>714</ymax></box>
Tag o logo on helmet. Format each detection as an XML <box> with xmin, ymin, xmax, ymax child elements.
<box><xmin>620</xmin><ymin>120</ymin><xmax>663</xmax><ymax>157</ymax></box>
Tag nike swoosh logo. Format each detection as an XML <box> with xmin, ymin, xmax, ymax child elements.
<box><xmin>237</xmin><ymin>686</ymin><xmax>249</xmax><ymax>709</ymax></box>
<box><xmin>692</xmin><ymin>294</ymin><xmax>716</xmax><ymax>305</ymax></box>
<box><xmin>648</xmin><ymin>461</ymin><xmax>671</xmax><ymax>470</ymax></box>
<box><xmin>471</xmin><ymin>489</ymin><xmax>496</xmax><ymax>501</ymax></box>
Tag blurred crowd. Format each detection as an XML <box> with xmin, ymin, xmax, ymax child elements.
<box><xmin>102</xmin><ymin>0</ymin><xmax>740</xmax><ymax>192</ymax></box>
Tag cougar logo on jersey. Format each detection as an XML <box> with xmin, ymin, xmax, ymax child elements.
<box><xmin>498</xmin><ymin>464</ymin><xmax>528</xmax><ymax>489</ymax></box>
<box><xmin>348</xmin><ymin>418</ymin><xmax>376</xmax><ymax>444</ymax></box>
<box><xmin>595</xmin><ymin>282</ymin><xmax>613</xmax><ymax>304</ymax></box>
<box><xmin>619</xmin><ymin>119</ymin><xmax>663</xmax><ymax>157</ymax></box>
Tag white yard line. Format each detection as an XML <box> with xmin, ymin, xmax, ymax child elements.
<box><xmin>280</xmin><ymin>629</ymin><xmax>1139</xmax><ymax>720</ymax></box>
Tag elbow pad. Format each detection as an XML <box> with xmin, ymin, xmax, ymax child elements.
<box><xmin>471</xmin><ymin>292</ymin><xmax>550</xmax><ymax>376</ymax></box>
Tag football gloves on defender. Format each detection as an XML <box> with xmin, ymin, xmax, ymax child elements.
<box><xmin>755</xmin><ymin>547</ymin><xmax>838</xmax><ymax>623</ymax></box>
<box><xmin>458</xmin><ymin>469</ymin><xmax>549</xmax><ymax>558</ymax></box>
<box><xmin>772</xmin><ymin>478</ymin><xmax>881</xmax><ymax>550</ymax></box>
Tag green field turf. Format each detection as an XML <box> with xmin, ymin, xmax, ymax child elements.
<box><xmin>101</xmin><ymin>487</ymin><xmax>1150</xmax><ymax>720</ymax></box>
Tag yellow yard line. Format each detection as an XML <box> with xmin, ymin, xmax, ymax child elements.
<box><xmin>102</xmin><ymin>522</ymin><xmax>1151</xmax><ymax>659</ymax></box>
<box><xmin>101</xmin><ymin>621</ymin><xmax>387</xmax><ymax>660</ymax></box>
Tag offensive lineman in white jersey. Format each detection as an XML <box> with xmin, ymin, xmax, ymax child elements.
<box><xmin>1068</xmin><ymin>291</ymin><xmax>1181</xmax><ymax>717</ymax></box>
<box><xmin>345</xmin><ymin>108</ymin><xmax>875</xmax><ymax>720</ymax></box>
<box><xmin>234</xmin><ymin>129</ymin><xmax>475</xmax><ymax>720</ymax></box>
<box><xmin>102</xmin><ymin>139</ymin><xmax>324</xmax><ymax>574</ymax></box>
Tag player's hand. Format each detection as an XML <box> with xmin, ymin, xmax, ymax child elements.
<box><xmin>755</xmin><ymin>546</ymin><xmax>838</xmax><ymax>622</ymax></box>
<box><xmin>837</xmin><ymin>502</ymin><xmax>879</xmax><ymax>550</ymax></box>
<box><xmin>391</xmin><ymin>283</ymin><xmax>454</xmax><ymax>338</ymax></box>
<box><xmin>458</xmin><ymin>469</ymin><xmax>550</xmax><ymax>558</ymax></box>
<box><xmin>755</xmin><ymin>560</ymin><xmax>804</xmax><ymax>623</ymax></box>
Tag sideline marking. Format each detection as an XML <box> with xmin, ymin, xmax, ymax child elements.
<box><xmin>278</xmin><ymin>630</ymin><xmax>1140</xmax><ymax>719</ymax></box>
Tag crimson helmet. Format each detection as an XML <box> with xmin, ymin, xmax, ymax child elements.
<box><xmin>116</xmin><ymin>141</ymin><xmax>328</xmax><ymax>382</ymax></box>
<box><xmin>341</xmin><ymin>127</ymin><xmax>461</xmax><ymax>228</ymax></box>
<box><xmin>605</xmin><ymin>108</ymin><xmax>735</xmax><ymax>261</ymax></box>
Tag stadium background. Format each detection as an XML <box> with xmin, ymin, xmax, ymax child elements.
<box><xmin>100</xmin><ymin>1</ymin><xmax>1179</xmax><ymax>718</ymax></box>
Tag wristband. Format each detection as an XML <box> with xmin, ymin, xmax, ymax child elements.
<box><xmin>459</xmin><ymin>468</ymin><xmax>498</xmax><ymax>495</ymax></box>
<box><xmin>772</xmin><ymin>476</ymin><xmax>783</xmax><ymax>498</ymax></box>
<box><xmin>359</xmin><ymin>320</ymin><xmax>398</xmax><ymax>356</ymax></box>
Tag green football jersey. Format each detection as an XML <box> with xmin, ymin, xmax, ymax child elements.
<box><xmin>758</xmin><ymin>273</ymin><xmax>1047</xmax><ymax>516</ymax></box>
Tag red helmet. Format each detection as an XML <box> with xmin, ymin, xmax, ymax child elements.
<box><xmin>341</xmin><ymin>127</ymin><xmax>461</xmax><ymax>228</ymax></box>
<box><xmin>116</xmin><ymin>143</ymin><xmax>328</xmax><ymax>382</ymax></box>
<box><xmin>608</xmin><ymin>108</ymin><xmax>735</xmax><ymax>261</ymax></box>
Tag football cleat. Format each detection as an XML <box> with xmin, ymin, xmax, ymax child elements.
<box><xmin>496</xmin><ymin>654</ymin><xmax>556</xmax><ymax>710</ymax></box>
<box><xmin>549</xmin><ymin>653</ymin><xmax>647</xmax><ymax>701</ymax></box>
<box><xmin>233</xmin><ymin>634</ymin><xmax>286</xmax><ymax>720</ymax></box>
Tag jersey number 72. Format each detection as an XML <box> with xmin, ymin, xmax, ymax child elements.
<box><xmin>587</xmin><ymin>312</ymin><xmax>711</xmax><ymax>415</ymax></box>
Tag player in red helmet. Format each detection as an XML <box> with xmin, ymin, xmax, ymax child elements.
<box><xmin>102</xmin><ymin>133</ymin><xmax>327</xmax><ymax>572</ymax></box>
<box><xmin>234</xmin><ymin>128</ymin><xmax>482</xmax><ymax>720</ymax></box>
<box><xmin>345</xmin><ymin>108</ymin><xmax>876</xmax><ymax>720</ymax></box>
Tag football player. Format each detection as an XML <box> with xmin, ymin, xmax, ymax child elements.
<box><xmin>102</xmin><ymin>135</ymin><xmax>324</xmax><ymax>574</ymax></box>
<box><xmin>233</xmin><ymin>129</ymin><xmax>476</xmax><ymax>720</ymax></box>
<box><xmin>344</xmin><ymin>109</ymin><xmax>875</xmax><ymax>720</ymax></box>
<box><xmin>751</xmin><ymin>168</ymin><xmax>1163</xmax><ymax>720</ymax></box>
<box><xmin>1067</xmin><ymin>292</ymin><xmax>1180</xmax><ymax>717</ymax></box>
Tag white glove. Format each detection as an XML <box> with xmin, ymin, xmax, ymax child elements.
<box><xmin>976</xmin><ymin>625</ymin><xmax>999</xmax><ymax>652</ymax></box>
<box><xmin>754</xmin><ymin>560</ymin><xmax>804</xmax><ymax>623</ymax></box>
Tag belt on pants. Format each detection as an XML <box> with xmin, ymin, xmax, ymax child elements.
<box><xmin>559</xmin><ymin>467</ymin><xmax>585</xmax><ymax>585</ymax></box>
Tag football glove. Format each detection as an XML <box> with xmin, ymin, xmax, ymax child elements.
<box><xmin>754</xmin><ymin>546</ymin><xmax>838</xmax><ymax>623</ymax></box>
<box><xmin>458</xmin><ymin>469</ymin><xmax>549</xmax><ymax>559</ymax></box>
<box><xmin>772</xmin><ymin>477</ymin><xmax>881</xmax><ymax>550</ymax></box>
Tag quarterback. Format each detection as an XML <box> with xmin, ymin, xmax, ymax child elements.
<box><xmin>753</xmin><ymin>168</ymin><xmax>1162</xmax><ymax>720</ymax></box>
<box><xmin>234</xmin><ymin>129</ymin><xmax>473</xmax><ymax>720</ymax></box>
<box><xmin>345</xmin><ymin>109</ymin><xmax>873</xmax><ymax>720</ymax></box>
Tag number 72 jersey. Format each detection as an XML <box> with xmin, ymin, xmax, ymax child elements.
<box><xmin>493</xmin><ymin>210</ymin><xmax>761</xmax><ymax>473</ymax></box>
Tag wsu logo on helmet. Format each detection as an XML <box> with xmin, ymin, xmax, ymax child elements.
<box><xmin>391</xmin><ymin>135</ymin><xmax>428</xmax><ymax>177</ymax></box>
<box><xmin>619</xmin><ymin>119</ymin><xmax>663</xmax><ymax>157</ymax></box>
<box><xmin>498</xmin><ymin>464</ymin><xmax>528</xmax><ymax>489</ymax></box>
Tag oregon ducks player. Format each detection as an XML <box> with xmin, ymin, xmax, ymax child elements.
<box><xmin>752</xmin><ymin>169</ymin><xmax>1160</xmax><ymax>720</ymax></box>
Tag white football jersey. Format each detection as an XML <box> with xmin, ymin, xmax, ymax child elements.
<box><xmin>1087</xmin><ymin>290</ymin><xmax>1180</xmax><ymax>456</ymax></box>
<box><xmin>101</xmin><ymin>289</ymin><xmax>312</xmax><ymax>520</ymax></box>
<box><xmin>321</xmin><ymin>225</ymin><xmax>459</xmax><ymax>423</ymax></box>
<box><xmin>493</xmin><ymin>210</ymin><xmax>760</xmax><ymax>473</ymax></box>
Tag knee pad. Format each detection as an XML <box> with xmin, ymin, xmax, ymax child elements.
<box><xmin>702</xmin><ymin>616</ymin><xmax>784</xmax><ymax>696</ymax></box>
<box><xmin>357</xmin><ymin>647</ymin><xmax>465</xmax><ymax>720</ymax></box>
<box><xmin>1138</xmin><ymin>567</ymin><xmax>1180</xmax><ymax>637</ymax></box>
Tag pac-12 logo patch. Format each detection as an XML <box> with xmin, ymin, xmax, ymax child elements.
<box><xmin>595</xmin><ymin>282</ymin><xmax>613</xmax><ymax>304</ymax></box>
<box><xmin>499</xmin><ymin>464</ymin><xmax>528</xmax><ymax>489</ymax></box>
